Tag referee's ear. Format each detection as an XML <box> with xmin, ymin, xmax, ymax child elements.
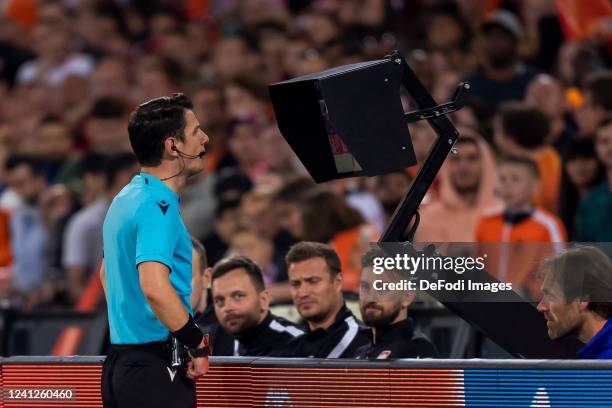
<box><xmin>164</xmin><ymin>137</ymin><xmax>180</xmax><ymax>159</ymax></box>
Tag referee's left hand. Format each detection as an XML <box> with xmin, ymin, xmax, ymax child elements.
<box><xmin>186</xmin><ymin>355</ymin><xmax>209</xmax><ymax>379</ymax></box>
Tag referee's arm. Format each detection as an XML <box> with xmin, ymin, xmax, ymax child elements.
<box><xmin>138</xmin><ymin>261</ymin><xmax>189</xmax><ymax>330</ymax></box>
<box><xmin>139</xmin><ymin>261</ymin><xmax>209</xmax><ymax>379</ymax></box>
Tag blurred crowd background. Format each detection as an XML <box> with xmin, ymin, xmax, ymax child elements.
<box><xmin>0</xmin><ymin>0</ymin><xmax>612</xmax><ymax>312</ymax></box>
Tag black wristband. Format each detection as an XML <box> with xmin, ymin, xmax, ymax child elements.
<box><xmin>189</xmin><ymin>332</ymin><xmax>211</xmax><ymax>357</ymax></box>
<box><xmin>171</xmin><ymin>315</ymin><xmax>203</xmax><ymax>349</ymax></box>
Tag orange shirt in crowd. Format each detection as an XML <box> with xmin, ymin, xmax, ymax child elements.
<box><xmin>476</xmin><ymin>208</ymin><xmax>566</xmax><ymax>299</ymax></box>
<box><xmin>331</xmin><ymin>224</ymin><xmax>379</xmax><ymax>293</ymax></box>
<box><xmin>533</xmin><ymin>147</ymin><xmax>561</xmax><ymax>214</ymax></box>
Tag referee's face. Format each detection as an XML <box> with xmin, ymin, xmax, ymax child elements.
<box><xmin>212</xmin><ymin>268</ymin><xmax>268</xmax><ymax>335</ymax></box>
<box><xmin>178</xmin><ymin>109</ymin><xmax>209</xmax><ymax>176</ymax></box>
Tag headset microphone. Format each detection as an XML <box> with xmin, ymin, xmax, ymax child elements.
<box><xmin>172</xmin><ymin>143</ymin><xmax>203</xmax><ymax>159</ymax></box>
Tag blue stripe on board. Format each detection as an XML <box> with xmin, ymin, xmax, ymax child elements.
<box><xmin>464</xmin><ymin>369</ymin><xmax>612</xmax><ymax>408</ymax></box>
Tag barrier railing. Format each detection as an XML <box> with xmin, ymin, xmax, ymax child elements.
<box><xmin>1</xmin><ymin>357</ymin><xmax>611</xmax><ymax>407</ymax></box>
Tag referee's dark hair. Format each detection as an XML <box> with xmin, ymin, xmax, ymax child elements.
<box><xmin>212</xmin><ymin>256</ymin><xmax>265</xmax><ymax>292</ymax></box>
<box><xmin>128</xmin><ymin>93</ymin><xmax>193</xmax><ymax>166</ymax></box>
<box><xmin>285</xmin><ymin>241</ymin><xmax>341</xmax><ymax>278</ymax></box>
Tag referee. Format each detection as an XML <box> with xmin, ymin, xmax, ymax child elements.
<box><xmin>100</xmin><ymin>94</ymin><xmax>210</xmax><ymax>408</ymax></box>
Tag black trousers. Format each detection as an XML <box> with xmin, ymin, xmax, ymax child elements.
<box><xmin>101</xmin><ymin>342</ymin><xmax>196</xmax><ymax>408</ymax></box>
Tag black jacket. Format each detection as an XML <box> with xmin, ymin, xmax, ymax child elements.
<box><xmin>279</xmin><ymin>305</ymin><xmax>370</xmax><ymax>358</ymax></box>
<box><xmin>212</xmin><ymin>312</ymin><xmax>304</xmax><ymax>357</ymax></box>
<box><xmin>194</xmin><ymin>288</ymin><xmax>217</xmax><ymax>331</ymax></box>
<box><xmin>356</xmin><ymin>318</ymin><xmax>438</xmax><ymax>359</ymax></box>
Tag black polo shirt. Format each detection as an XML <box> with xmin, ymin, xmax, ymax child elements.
<box><xmin>280</xmin><ymin>304</ymin><xmax>370</xmax><ymax>358</ymax></box>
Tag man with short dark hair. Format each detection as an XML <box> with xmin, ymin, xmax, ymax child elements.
<box><xmin>537</xmin><ymin>246</ymin><xmax>612</xmax><ymax>359</ymax></box>
<box><xmin>464</xmin><ymin>10</ymin><xmax>540</xmax><ymax>107</ymax></box>
<box><xmin>281</xmin><ymin>241</ymin><xmax>370</xmax><ymax>358</ymax></box>
<box><xmin>101</xmin><ymin>93</ymin><xmax>210</xmax><ymax>408</ymax></box>
<box><xmin>357</xmin><ymin>249</ymin><xmax>437</xmax><ymax>359</ymax></box>
<box><xmin>210</xmin><ymin>256</ymin><xmax>303</xmax><ymax>356</ymax></box>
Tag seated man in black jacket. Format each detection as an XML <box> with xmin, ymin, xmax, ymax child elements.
<box><xmin>210</xmin><ymin>255</ymin><xmax>303</xmax><ymax>356</ymax></box>
<box><xmin>281</xmin><ymin>242</ymin><xmax>370</xmax><ymax>358</ymax></box>
<box><xmin>357</xmin><ymin>249</ymin><xmax>437</xmax><ymax>359</ymax></box>
<box><xmin>191</xmin><ymin>237</ymin><xmax>217</xmax><ymax>331</ymax></box>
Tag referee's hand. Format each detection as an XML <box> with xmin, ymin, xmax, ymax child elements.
<box><xmin>186</xmin><ymin>335</ymin><xmax>211</xmax><ymax>379</ymax></box>
<box><xmin>186</xmin><ymin>355</ymin><xmax>209</xmax><ymax>380</ymax></box>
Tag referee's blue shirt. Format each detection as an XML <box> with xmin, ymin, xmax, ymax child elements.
<box><xmin>103</xmin><ymin>172</ymin><xmax>193</xmax><ymax>345</ymax></box>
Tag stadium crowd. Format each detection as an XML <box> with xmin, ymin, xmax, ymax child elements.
<box><xmin>0</xmin><ymin>0</ymin><xmax>611</xmax><ymax>353</ymax></box>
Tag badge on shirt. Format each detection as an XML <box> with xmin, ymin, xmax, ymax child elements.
<box><xmin>376</xmin><ymin>350</ymin><xmax>392</xmax><ymax>359</ymax></box>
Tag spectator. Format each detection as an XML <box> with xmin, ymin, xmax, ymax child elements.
<box><xmin>90</xmin><ymin>57</ymin><xmax>130</xmax><ymax>100</ymax></box>
<box><xmin>476</xmin><ymin>156</ymin><xmax>566</xmax><ymax>298</ymax></box>
<box><xmin>558</xmin><ymin>139</ymin><xmax>606</xmax><ymax>240</ymax></box>
<box><xmin>212</xmin><ymin>37</ymin><xmax>259</xmax><ymax>81</ymax></box>
<box><xmin>495</xmin><ymin>102</ymin><xmax>561</xmax><ymax>214</ymax></box>
<box><xmin>464</xmin><ymin>10</ymin><xmax>540</xmax><ymax>107</ymax></box>
<box><xmin>274</xmin><ymin>175</ymin><xmax>316</xmax><ymax>241</ymax></box>
<box><xmin>226</xmin><ymin>117</ymin><xmax>267</xmax><ymax>181</ymax></box>
<box><xmin>132</xmin><ymin>57</ymin><xmax>181</xmax><ymax>105</ymax></box>
<box><xmin>575</xmin><ymin>71</ymin><xmax>612</xmax><ymax>138</ymax></box>
<box><xmin>259</xmin><ymin>123</ymin><xmax>299</xmax><ymax>174</ymax></box>
<box><xmin>301</xmin><ymin>188</ymin><xmax>378</xmax><ymax>292</ymax></box>
<box><xmin>15</xmin><ymin>19</ymin><xmax>94</xmax><ymax>87</ymax></box>
<box><xmin>324</xmin><ymin>178</ymin><xmax>386</xmax><ymax>233</ymax></box>
<box><xmin>201</xmin><ymin>169</ymin><xmax>252</xmax><ymax>264</ymax></box>
<box><xmin>224</xmin><ymin>78</ymin><xmax>269</xmax><ymax>119</ymax></box>
<box><xmin>189</xmin><ymin>80</ymin><xmax>230</xmax><ymax>173</ymax></box>
<box><xmin>576</xmin><ymin>117</ymin><xmax>612</xmax><ymax>242</ymax></box>
<box><xmin>4</xmin><ymin>155</ymin><xmax>48</xmax><ymax>307</ymax></box>
<box><xmin>78</xmin><ymin>152</ymin><xmax>108</xmax><ymax>206</ymax></box>
<box><xmin>83</xmin><ymin>97</ymin><xmax>130</xmax><ymax>154</ymax></box>
<box><xmin>31</xmin><ymin>115</ymin><xmax>78</xmax><ymax>184</ymax></box>
<box><xmin>425</xmin><ymin>3</ymin><xmax>474</xmax><ymax>73</ymax></box>
<box><xmin>62</xmin><ymin>153</ymin><xmax>138</xmax><ymax>301</ymax></box>
<box><xmin>374</xmin><ymin>171</ymin><xmax>413</xmax><ymax>224</ymax></box>
<box><xmin>240</xmin><ymin>189</ymin><xmax>295</xmax><ymax>284</ymax></box>
<box><xmin>525</xmin><ymin>74</ymin><xmax>577</xmax><ymax>153</ymax></box>
<box><xmin>416</xmin><ymin>132</ymin><xmax>501</xmax><ymax>242</ymax></box>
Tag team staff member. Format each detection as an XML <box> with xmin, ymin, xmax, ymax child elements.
<box><xmin>357</xmin><ymin>249</ymin><xmax>438</xmax><ymax>359</ymax></box>
<box><xmin>191</xmin><ymin>237</ymin><xmax>217</xmax><ymax>330</ymax></box>
<box><xmin>281</xmin><ymin>242</ymin><xmax>370</xmax><ymax>358</ymax></box>
<box><xmin>211</xmin><ymin>256</ymin><xmax>303</xmax><ymax>356</ymax></box>
<box><xmin>537</xmin><ymin>246</ymin><xmax>612</xmax><ymax>359</ymax></box>
<box><xmin>101</xmin><ymin>94</ymin><xmax>211</xmax><ymax>408</ymax></box>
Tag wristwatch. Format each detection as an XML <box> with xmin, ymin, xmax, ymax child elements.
<box><xmin>189</xmin><ymin>332</ymin><xmax>211</xmax><ymax>357</ymax></box>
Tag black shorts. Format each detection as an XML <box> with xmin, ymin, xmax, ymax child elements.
<box><xmin>101</xmin><ymin>341</ymin><xmax>196</xmax><ymax>408</ymax></box>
